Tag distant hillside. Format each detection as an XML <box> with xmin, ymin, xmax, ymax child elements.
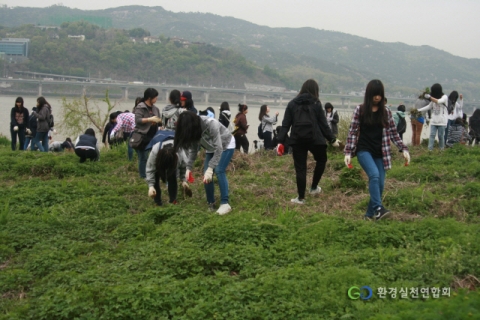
<box><xmin>1</xmin><ymin>5</ymin><xmax>480</xmax><ymax>98</ymax></box>
<box><xmin>0</xmin><ymin>22</ymin><xmax>283</xmax><ymax>89</ymax></box>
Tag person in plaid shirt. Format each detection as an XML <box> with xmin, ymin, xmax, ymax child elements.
<box><xmin>112</xmin><ymin>110</ymin><xmax>136</xmax><ymax>160</ymax></box>
<box><xmin>344</xmin><ymin>80</ymin><xmax>410</xmax><ymax>221</ymax></box>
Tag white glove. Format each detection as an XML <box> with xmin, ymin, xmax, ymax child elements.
<box><xmin>344</xmin><ymin>155</ymin><xmax>351</xmax><ymax>167</ymax></box>
<box><xmin>148</xmin><ymin>186</ymin><xmax>156</xmax><ymax>198</ymax></box>
<box><xmin>185</xmin><ymin>169</ymin><xmax>191</xmax><ymax>182</ymax></box>
<box><xmin>53</xmin><ymin>129</ymin><xmax>57</xmax><ymax>134</ymax></box>
<box><xmin>203</xmin><ymin>167</ymin><xmax>214</xmax><ymax>184</ymax></box>
<box><xmin>403</xmin><ymin>151</ymin><xmax>410</xmax><ymax>165</ymax></box>
<box><xmin>26</xmin><ymin>129</ymin><xmax>32</xmax><ymax>135</ymax></box>
<box><xmin>147</xmin><ymin>116</ymin><xmax>162</xmax><ymax>123</ymax></box>
<box><xmin>13</xmin><ymin>126</ymin><xmax>18</xmax><ymax>132</ymax></box>
<box><xmin>424</xmin><ymin>94</ymin><xmax>431</xmax><ymax>99</ymax></box>
<box><xmin>332</xmin><ymin>139</ymin><xmax>341</xmax><ymax>147</ymax></box>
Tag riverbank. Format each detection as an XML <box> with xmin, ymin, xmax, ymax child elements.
<box><xmin>0</xmin><ymin>140</ymin><xmax>479</xmax><ymax>319</ymax></box>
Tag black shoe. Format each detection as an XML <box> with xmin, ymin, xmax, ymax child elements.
<box><xmin>364</xmin><ymin>215</ymin><xmax>374</xmax><ymax>221</ymax></box>
<box><xmin>374</xmin><ymin>207</ymin><xmax>390</xmax><ymax>220</ymax></box>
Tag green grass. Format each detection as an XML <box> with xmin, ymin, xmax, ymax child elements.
<box><xmin>0</xmin><ymin>143</ymin><xmax>479</xmax><ymax>319</ymax></box>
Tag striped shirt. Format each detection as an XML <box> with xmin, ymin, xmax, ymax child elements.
<box><xmin>344</xmin><ymin>105</ymin><xmax>408</xmax><ymax>170</ymax></box>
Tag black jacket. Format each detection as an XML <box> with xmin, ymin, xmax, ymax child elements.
<box><xmin>278</xmin><ymin>93</ymin><xmax>335</xmax><ymax>145</ymax></box>
<box><xmin>10</xmin><ymin>106</ymin><xmax>29</xmax><ymax>128</ymax></box>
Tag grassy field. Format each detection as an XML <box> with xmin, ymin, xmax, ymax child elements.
<box><xmin>0</xmin><ymin>136</ymin><xmax>479</xmax><ymax>319</ymax></box>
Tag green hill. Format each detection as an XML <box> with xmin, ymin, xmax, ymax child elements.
<box><xmin>1</xmin><ymin>5</ymin><xmax>479</xmax><ymax>99</ymax></box>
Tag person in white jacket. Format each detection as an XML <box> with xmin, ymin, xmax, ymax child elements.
<box><xmin>418</xmin><ymin>83</ymin><xmax>448</xmax><ymax>151</ymax></box>
<box><xmin>445</xmin><ymin>91</ymin><xmax>463</xmax><ymax>144</ymax></box>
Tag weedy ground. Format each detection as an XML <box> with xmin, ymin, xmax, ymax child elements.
<box><xmin>0</xmin><ymin>135</ymin><xmax>479</xmax><ymax>319</ymax></box>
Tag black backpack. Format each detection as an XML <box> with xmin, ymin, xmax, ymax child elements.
<box><xmin>257</xmin><ymin>122</ymin><xmax>267</xmax><ymax>139</ymax></box>
<box><xmin>291</xmin><ymin>104</ymin><xmax>317</xmax><ymax>142</ymax></box>
<box><xmin>48</xmin><ymin>114</ymin><xmax>55</xmax><ymax>128</ymax></box>
<box><xmin>396</xmin><ymin>113</ymin><xmax>406</xmax><ymax>134</ymax></box>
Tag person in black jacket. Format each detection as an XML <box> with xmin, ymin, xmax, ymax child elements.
<box><xmin>102</xmin><ymin>112</ymin><xmax>118</xmax><ymax>148</ymax></box>
<box><xmin>10</xmin><ymin>97</ymin><xmax>29</xmax><ymax>151</ymax></box>
<box><xmin>277</xmin><ymin>79</ymin><xmax>340</xmax><ymax>204</ymax></box>
<box><xmin>75</xmin><ymin>128</ymin><xmax>100</xmax><ymax>163</ymax></box>
<box><xmin>218</xmin><ymin>102</ymin><xmax>232</xmax><ymax>129</ymax></box>
<box><xmin>24</xmin><ymin>107</ymin><xmax>38</xmax><ymax>151</ymax></box>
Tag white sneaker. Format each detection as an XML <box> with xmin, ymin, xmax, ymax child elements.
<box><xmin>290</xmin><ymin>197</ymin><xmax>305</xmax><ymax>204</ymax></box>
<box><xmin>216</xmin><ymin>203</ymin><xmax>232</xmax><ymax>215</ymax></box>
<box><xmin>309</xmin><ymin>187</ymin><xmax>322</xmax><ymax>195</ymax></box>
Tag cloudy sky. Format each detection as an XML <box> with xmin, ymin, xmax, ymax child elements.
<box><xmin>5</xmin><ymin>0</ymin><xmax>480</xmax><ymax>59</ymax></box>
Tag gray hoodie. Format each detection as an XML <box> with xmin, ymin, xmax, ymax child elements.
<box><xmin>162</xmin><ymin>104</ymin><xmax>182</xmax><ymax>130</ymax></box>
<box><xmin>145</xmin><ymin>140</ymin><xmax>188</xmax><ymax>188</ymax></box>
<box><xmin>186</xmin><ymin>116</ymin><xmax>233</xmax><ymax>170</ymax></box>
<box><xmin>261</xmin><ymin>114</ymin><xmax>278</xmax><ymax>133</ymax></box>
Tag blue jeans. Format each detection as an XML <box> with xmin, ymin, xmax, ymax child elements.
<box><xmin>204</xmin><ymin>149</ymin><xmax>234</xmax><ymax>205</ymax></box>
<box><xmin>428</xmin><ymin>125</ymin><xmax>445</xmax><ymax>150</ymax></box>
<box><xmin>127</xmin><ymin>133</ymin><xmax>134</xmax><ymax>161</ymax></box>
<box><xmin>24</xmin><ymin>137</ymin><xmax>38</xmax><ymax>151</ymax></box>
<box><xmin>32</xmin><ymin>132</ymin><xmax>48</xmax><ymax>152</ymax></box>
<box><xmin>357</xmin><ymin>151</ymin><xmax>386</xmax><ymax>217</ymax></box>
<box><xmin>444</xmin><ymin>119</ymin><xmax>455</xmax><ymax>144</ymax></box>
<box><xmin>136</xmin><ymin>149</ymin><xmax>149</xmax><ymax>178</ymax></box>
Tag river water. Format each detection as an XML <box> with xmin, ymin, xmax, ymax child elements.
<box><xmin>1</xmin><ymin>94</ymin><xmax>429</xmax><ymax>151</ymax></box>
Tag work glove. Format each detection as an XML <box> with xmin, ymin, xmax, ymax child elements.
<box><xmin>26</xmin><ymin>129</ymin><xmax>32</xmax><ymax>135</ymax></box>
<box><xmin>148</xmin><ymin>186</ymin><xmax>156</xmax><ymax>198</ymax></box>
<box><xmin>147</xmin><ymin>116</ymin><xmax>162</xmax><ymax>123</ymax></box>
<box><xmin>276</xmin><ymin>143</ymin><xmax>284</xmax><ymax>156</ymax></box>
<box><xmin>182</xmin><ymin>181</ymin><xmax>193</xmax><ymax>197</ymax></box>
<box><xmin>13</xmin><ymin>126</ymin><xmax>18</xmax><ymax>132</ymax></box>
<box><xmin>185</xmin><ymin>169</ymin><xmax>192</xmax><ymax>182</ymax></box>
<box><xmin>344</xmin><ymin>155</ymin><xmax>351</xmax><ymax>167</ymax></box>
<box><xmin>332</xmin><ymin>139</ymin><xmax>341</xmax><ymax>147</ymax></box>
<box><xmin>203</xmin><ymin>167</ymin><xmax>214</xmax><ymax>184</ymax></box>
<box><xmin>424</xmin><ymin>94</ymin><xmax>431</xmax><ymax>100</ymax></box>
<box><xmin>403</xmin><ymin>151</ymin><xmax>410</xmax><ymax>166</ymax></box>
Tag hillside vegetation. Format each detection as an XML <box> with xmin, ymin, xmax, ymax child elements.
<box><xmin>1</xmin><ymin>5</ymin><xmax>480</xmax><ymax>98</ymax></box>
<box><xmin>0</xmin><ymin>135</ymin><xmax>479</xmax><ymax>319</ymax></box>
<box><xmin>0</xmin><ymin>22</ymin><xmax>282</xmax><ymax>88</ymax></box>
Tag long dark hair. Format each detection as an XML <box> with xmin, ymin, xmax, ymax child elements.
<box><xmin>430</xmin><ymin>83</ymin><xmax>443</xmax><ymax>99</ymax></box>
<box><xmin>220</xmin><ymin>102</ymin><xmax>230</xmax><ymax>112</ymax></box>
<box><xmin>15</xmin><ymin>97</ymin><xmax>24</xmax><ymax>109</ymax></box>
<box><xmin>156</xmin><ymin>145</ymin><xmax>178</xmax><ymax>183</ymax></box>
<box><xmin>37</xmin><ymin>96</ymin><xmax>50</xmax><ymax>111</ymax></box>
<box><xmin>360</xmin><ymin>79</ymin><xmax>388</xmax><ymax>127</ymax></box>
<box><xmin>174</xmin><ymin>112</ymin><xmax>203</xmax><ymax>152</ymax></box>
<box><xmin>259</xmin><ymin>105</ymin><xmax>268</xmax><ymax>121</ymax></box>
<box><xmin>134</xmin><ymin>97</ymin><xmax>142</xmax><ymax>108</ymax></box>
<box><xmin>141</xmin><ymin>88</ymin><xmax>159</xmax><ymax>104</ymax></box>
<box><xmin>169</xmin><ymin>90</ymin><xmax>181</xmax><ymax>107</ymax></box>
<box><xmin>325</xmin><ymin>102</ymin><xmax>333</xmax><ymax>112</ymax></box>
<box><xmin>449</xmin><ymin>91</ymin><xmax>459</xmax><ymax>104</ymax></box>
<box><xmin>298</xmin><ymin>79</ymin><xmax>319</xmax><ymax>101</ymax></box>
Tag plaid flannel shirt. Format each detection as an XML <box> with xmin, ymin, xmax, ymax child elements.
<box><xmin>112</xmin><ymin>112</ymin><xmax>135</xmax><ymax>134</ymax></box>
<box><xmin>344</xmin><ymin>105</ymin><xmax>408</xmax><ymax>170</ymax></box>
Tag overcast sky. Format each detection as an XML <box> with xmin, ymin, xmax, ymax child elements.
<box><xmin>5</xmin><ymin>0</ymin><xmax>480</xmax><ymax>59</ymax></box>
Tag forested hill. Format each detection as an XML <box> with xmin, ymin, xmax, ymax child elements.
<box><xmin>0</xmin><ymin>23</ymin><xmax>284</xmax><ymax>88</ymax></box>
<box><xmin>1</xmin><ymin>5</ymin><xmax>480</xmax><ymax>98</ymax></box>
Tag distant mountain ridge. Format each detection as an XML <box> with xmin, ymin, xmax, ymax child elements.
<box><xmin>1</xmin><ymin>5</ymin><xmax>479</xmax><ymax>99</ymax></box>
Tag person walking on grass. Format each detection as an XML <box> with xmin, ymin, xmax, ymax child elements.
<box><xmin>344</xmin><ymin>79</ymin><xmax>410</xmax><ymax>221</ymax></box>
<box><xmin>393</xmin><ymin>105</ymin><xmax>407</xmax><ymax>141</ymax></box>
<box><xmin>10</xmin><ymin>97</ymin><xmax>29</xmax><ymax>151</ymax></box>
<box><xmin>277</xmin><ymin>79</ymin><xmax>341</xmax><ymax>204</ymax></box>
<box><xmin>24</xmin><ymin>107</ymin><xmax>38</xmax><ymax>151</ymax></box>
<box><xmin>162</xmin><ymin>90</ymin><xmax>182</xmax><ymax>131</ymax></box>
<box><xmin>31</xmin><ymin>97</ymin><xmax>52</xmax><ymax>152</ymax></box>
<box><xmin>174</xmin><ymin>112</ymin><xmax>235</xmax><ymax>215</ymax></box>
<box><xmin>145</xmin><ymin>132</ymin><xmax>192</xmax><ymax>206</ymax></box>
<box><xmin>233</xmin><ymin>104</ymin><xmax>249</xmax><ymax>153</ymax></box>
<box><xmin>259</xmin><ymin>105</ymin><xmax>278</xmax><ymax>150</ymax></box>
<box><xmin>132</xmin><ymin>88</ymin><xmax>162</xmax><ymax>178</ymax></box>
<box><xmin>418</xmin><ymin>83</ymin><xmax>449</xmax><ymax>151</ymax></box>
<box><xmin>75</xmin><ymin>128</ymin><xmax>100</xmax><ymax>163</ymax></box>
<box><xmin>469</xmin><ymin>109</ymin><xmax>480</xmax><ymax>146</ymax></box>
<box><xmin>218</xmin><ymin>102</ymin><xmax>232</xmax><ymax>130</ymax></box>
<box><xmin>324</xmin><ymin>102</ymin><xmax>339</xmax><ymax>139</ymax></box>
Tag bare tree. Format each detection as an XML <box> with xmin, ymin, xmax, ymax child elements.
<box><xmin>59</xmin><ymin>90</ymin><xmax>120</xmax><ymax>138</ymax></box>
